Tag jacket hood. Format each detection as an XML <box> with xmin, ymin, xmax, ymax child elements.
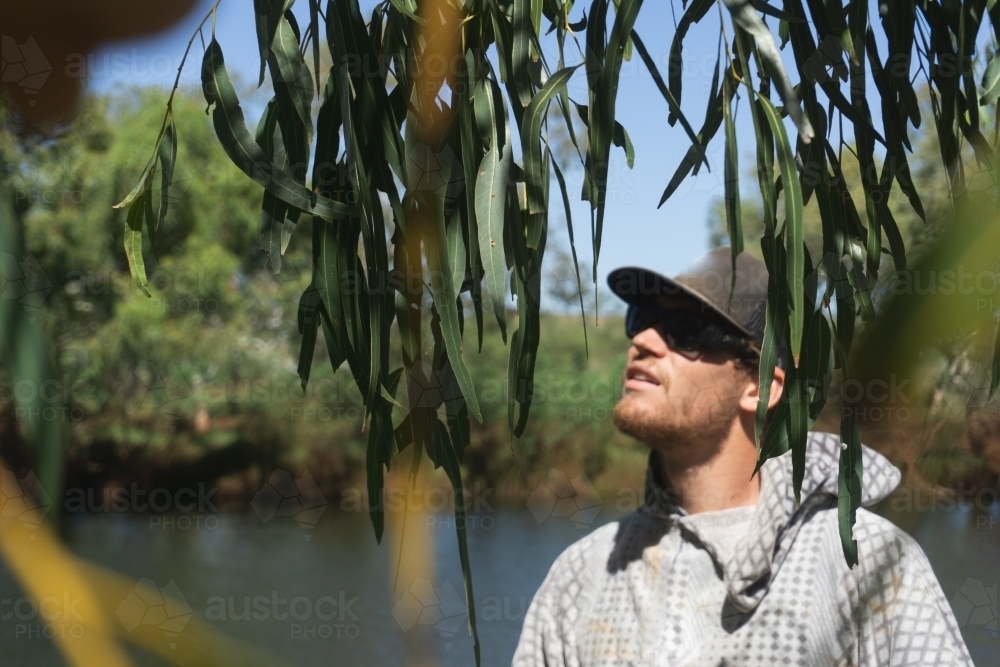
<box><xmin>641</xmin><ymin>431</ymin><xmax>901</xmax><ymax>613</ymax></box>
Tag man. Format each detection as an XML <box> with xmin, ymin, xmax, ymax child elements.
<box><xmin>512</xmin><ymin>248</ymin><xmax>972</xmax><ymax>666</ymax></box>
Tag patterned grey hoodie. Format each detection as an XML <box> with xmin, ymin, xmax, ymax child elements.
<box><xmin>512</xmin><ymin>432</ymin><xmax>974</xmax><ymax>666</ymax></box>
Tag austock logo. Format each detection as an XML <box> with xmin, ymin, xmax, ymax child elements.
<box><xmin>246</xmin><ymin>260</ymin><xmax>306</xmax><ymax>313</ymax></box>
<box><xmin>251</xmin><ymin>470</ymin><xmax>328</xmax><ymax>539</ymax></box>
<box><xmin>392</xmin><ymin>577</ymin><xmax>468</xmax><ymax>648</ymax></box>
<box><xmin>116</xmin><ymin>360</ymin><xmax>193</xmax><ymax>420</ymax></box>
<box><xmin>927</xmin><ymin>360</ymin><xmax>1000</xmax><ymax>421</ymax></box>
<box><xmin>1</xmin><ymin>36</ymin><xmax>51</xmax><ymax>106</ymax></box>
<box><xmin>114</xmin><ymin>143</ymin><xmax>196</xmax><ymax>216</ymax></box>
<box><xmin>115</xmin><ymin>578</ymin><xmax>192</xmax><ymax>649</ymax></box>
<box><xmin>406</xmin><ymin>142</ymin><xmax>465</xmax><ymax>203</ymax></box>
<box><xmin>951</xmin><ymin>578</ymin><xmax>998</xmax><ymax>637</ymax></box>
<box><xmin>407</xmin><ymin>360</ymin><xmax>465</xmax><ymax>414</ymax></box>
<box><xmin>801</xmin><ymin>34</ymin><xmax>849</xmax><ymax>85</ymax></box>
<box><xmin>0</xmin><ymin>468</ymin><xmax>51</xmax><ymax>535</ymax></box>
<box><xmin>527</xmin><ymin>469</ymin><xmax>602</xmax><ymax>528</ymax></box>
<box><xmin>0</xmin><ymin>252</ymin><xmax>52</xmax><ymax>321</ymax></box>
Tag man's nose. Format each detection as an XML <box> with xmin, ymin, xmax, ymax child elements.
<box><xmin>630</xmin><ymin>326</ymin><xmax>668</xmax><ymax>357</ymax></box>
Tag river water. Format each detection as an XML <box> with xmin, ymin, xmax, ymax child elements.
<box><xmin>2</xmin><ymin>501</ymin><xmax>998</xmax><ymax>666</ymax></box>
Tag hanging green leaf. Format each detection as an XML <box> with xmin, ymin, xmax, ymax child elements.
<box><xmin>981</xmin><ymin>53</ymin><xmax>1000</xmax><ymax>105</ymax></box>
<box><xmin>667</xmin><ymin>0</ymin><xmax>715</xmax><ymax>124</ymax></box>
<box><xmin>724</xmin><ymin>0</ymin><xmax>814</xmax><ymax>141</ymax></box>
<box><xmin>513</xmin><ymin>0</ymin><xmax>537</xmax><ymax>107</ymax></box>
<box><xmin>757</xmin><ymin>94</ymin><xmax>805</xmax><ymax>367</ymax></box>
<box><xmin>155</xmin><ymin>111</ymin><xmax>176</xmax><ymax>230</ymax></box>
<box><xmin>201</xmin><ymin>38</ymin><xmax>354</xmax><ymax>221</ymax></box>
<box><xmin>658</xmin><ymin>78</ymin><xmax>725</xmax><ymax>207</ymax></box>
<box><xmin>297</xmin><ymin>284</ymin><xmax>322</xmax><ymax>391</ymax></box>
<box><xmin>254</xmin><ymin>0</ymin><xmax>287</xmax><ymax>87</ymax></box>
<box><xmin>586</xmin><ymin>0</ymin><xmax>643</xmax><ymax>275</ymax></box>
<box><xmin>722</xmin><ymin>66</ymin><xmax>742</xmax><ymax>295</ymax></box>
<box><xmin>522</xmin><ymin>65</ymin><xmax>579</xmax><ymax>247</ymax></box>
<box><xmin>426</xmin><ymin>195</ymin><xmax>483</xmax><ymax>423</ymax></box>
<box><xmin>630</xmin><ymin>30</ymin><xmax>706</xmax><ymax>166</ymax></box>
<box><xmin>573</xmin><ymin>102</ymin><xmax>634</xmax><ymax>169</ymax></box>
<box><xmin>436</xmin><ymin>417</ymin><xmax>481</xmax><ymax>665</ymax></box>
<box><xmin>838</xmin><ymin>407</ymin><xmax>863</xmax><ymax>567</ymax></box>
<box><xmin>755</xmin><ymin>232</ymin><xmax>787</xmax><ymax>449</ymax></box>
<box><xmin>551</xmin><ymin>156</ymin><xmax>589</xmax><ymax>357</ymax></box>
<box><xmin>123</xmin><ymin>190</ymin><xmax>151</xmax><ymax>297</ymax></box>
<box><xmin>475</xmin><ymin>78</ymin><xmax>511</xmax><ymax>344</ymax></box>
<box><xmin>270</xmin><ymin>12</ymin><xmax>315</xmax><ymax>145</ymax></box>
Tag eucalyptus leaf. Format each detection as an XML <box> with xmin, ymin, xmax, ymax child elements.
<box><xmin>123</xmin><ymin>190</ymin><xmax>151</xmax><ymax>297</ymax></box>
<box><xmin>437</xmin><ymin>417</ymin><xmax>481</xmax><ymax>665</ymax></box>
<box><xmin>551</xmin><ymin>156</ymin><xmax>589</xmax><ymax>357</ymax></box>
<box><xmin>631</xmin><ymin>30</ymin><xmax>707</xmax><ymax>168</ymax></box>
<box><xmin>758</xmin><ymin>95</ymin><xmax>805</xmax><ymax>366</ymax></box>
<box><xmin>586</xmin><ymin>0</ymin><xmax>643</xmax><ymax>274</ymax></box>
<box><xmin>426</xmin><ymin>196</ymin><xmax>483</xmax><ymax>423</ymax></box>
<box><xmin>270</xmin><ymin>13</ymin><xmax>315</xmax><ymax>144</ymax></box>
<box><xmin>756</xmin><ymin>233</ymin><xmax>787</xmax><ymax>449</ymax></box>
<box><xmin>297</xmin><ymin>284</ymin><xmax>321</xmax><ymax>391</ymax></box>
<box><xmin>722</xmin><ymin>68</ymin><xmax>742</xmax><ymax>291</ymax></box>
<box><xmin>155</xmin><ymin>112</ymin><xmax>176</xmax><ymax>230</ymax></box>
<box><xmin>981</xmin><ymin>53</ymin><xmax>1000</xmax><ymax>105</ymax></box>
<box><xmin>254</xmin><ymin>0</ymin><xmax>287</xmax><ymax>87</ymax></box>
<box><xmin>724</xmin><ymin>0</ymin><xmax>815</xmax><ymax>142</ymax></box>
<box><xmin>513</xmin><ymin>0</ymin><xmax>536</xmax><ymax>107</ymax></box>
<box><xmin>522</xmin><ymin>66</ymin><xmax>578</xmax><ymax>223</ymax></box>
<box><xmin>574</xmin><ymin>102</ymin><xmax>634</xmax><ymax>168</ymax></box>
<box><xmin>838</xmin><ymin>410</ymin><xmax>862</xmax><ymax>567</ymax></box>
<box><xmin>667</xmin><ymin>0</ymin><xmax>715</xmax><ymax>125</ymax></box>
<box><xmin>201</xmin><ymin>39</ymin><xmax>354</xmax><ymax>221</ymax></box>
<box><xmin>475</xmin><ymin>80</ymin><xmax>511</xmax><ymax>344</ymax></box>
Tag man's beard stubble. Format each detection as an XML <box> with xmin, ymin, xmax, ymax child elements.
<box><xmin>611</xmin><ymin>375</ymin><xmax>740</xmax><ymax>459</ymax></box>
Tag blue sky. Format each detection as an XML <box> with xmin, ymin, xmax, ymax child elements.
<box><xmin>85</xmin><ymin>0</ymin><xmax>897</xmax><ymax>311</ymax></box>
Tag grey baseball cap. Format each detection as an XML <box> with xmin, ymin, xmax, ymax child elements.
<box><xmin>607</xmin><ymin>247</ymin><xmax>771</xmax><ymax>350</ymax></box>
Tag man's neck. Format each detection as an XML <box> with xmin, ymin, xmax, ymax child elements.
<box><xmin>655</xmin><ymin>418</ymin><xmax>761</xmax><ymax>514</ymax></box>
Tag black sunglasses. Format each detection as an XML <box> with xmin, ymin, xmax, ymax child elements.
<box><xmin>625</xmin><ymin>304</ymin><xmax>759</xmax><ymax>359</ymax></box>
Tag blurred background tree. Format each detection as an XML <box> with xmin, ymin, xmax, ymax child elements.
<box><xmin>1</xmin><ymin>85</ymin><xmax>636</xmax><ymax>500</ymax></box>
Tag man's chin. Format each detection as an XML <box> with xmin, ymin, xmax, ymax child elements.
<box><xmin>612</xmin><ymin>396</ymin><xmax>664</xmax><ymax>442</ymax></box>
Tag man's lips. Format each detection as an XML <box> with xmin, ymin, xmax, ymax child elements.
<box><xmin>624</xmin><ymin>364</ymin><xmax>660</xmax><ymax>390</ymax></box>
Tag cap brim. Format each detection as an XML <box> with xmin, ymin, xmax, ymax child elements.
<box><xmin>607</xmin><ymin>266</ymin><xmax>754</xmax><ymax>339</ymax></box>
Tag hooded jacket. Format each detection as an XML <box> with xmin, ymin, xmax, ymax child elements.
<box><xmin>512</xmin><ymin>432</ymin><xmax>973</xmax><ymax>666</ymax></box>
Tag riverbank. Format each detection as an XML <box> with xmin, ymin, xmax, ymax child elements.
<box><xmin>4</xmin><ymin>398</ymin><xmax>998</xmax><ymax>524</ymax></box>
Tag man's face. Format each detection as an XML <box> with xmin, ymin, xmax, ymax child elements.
<box><xmin>612</xmin><ymin>305</ymin><xmax>750</xmax><ymax>454</ymax></box>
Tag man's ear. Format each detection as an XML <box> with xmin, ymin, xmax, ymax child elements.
<box><xmin>739</xmin><ymin>363</ymin><xmax>786</xmax><ymax>413</ymax></box>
